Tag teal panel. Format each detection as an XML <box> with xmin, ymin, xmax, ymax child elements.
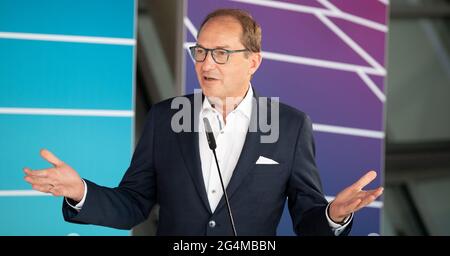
<box><xmin>0</xmin><ymin>39</ymin><xmax>133</xmax><ymax>110</ymax></box>
<box><xmin>0</xmin><ymin>115</ymin><xmax>133</xmax><ymax>190</ymax></box>
<box><xmin>0</xmin><ymin>0</ymin><xmax>135</xmax><ymax>236</ymax></box>
<box><xmin>0</xmin><ymin>0</ymin><xmax>135</xmax><ymax>38</ymax></box>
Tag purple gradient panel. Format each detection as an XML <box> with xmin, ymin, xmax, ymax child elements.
<box><xmin>331</xmin><ymin>17</ymin><xmax>387</xmax><ymax>68</ymax></box>
<box><xmin>188</xmin><ymin>1</ymin><xmax>370</xmax><ymax>66</ymax></box>
<box><xmin>253</xmin><ymin>60</ymin><xmax>383</xmax><ymax>130</ymax></box>
<box><xmin>186</xmin><ymin>0</ymin><xmax>387</xmax><ymax>236</ymax></box>
<box><xmin>278</xmin><ymin>0</ymin><xmax>328</xmax><ymax>8</ymax></box>
<box><xmin>330</xmin><ymin>0</ymin><xmax>388</xmax><ymax>25</ymax></box>
<box><xmin>186</xmin><ymin>29</ymin><xmax>196</xmax><ymax>42</ymax></box>
<box><xmin>314</xmin><ymin>132</ymin><xmax>382</xmax><ymax>195</ymax></box>
<box><xmin>369</xmin><ymin>74</ymin><xmax>385</xmax><ymax>92</ymax></box>
<box><xmin>351</xmin><ymin>208</ymin><xmax>381</xmax><ymax>236</ymax></box>
<box><xmin>276</xmin><ymin>203</ymin><xmax>296</xmax><ymax>236</ymax></box>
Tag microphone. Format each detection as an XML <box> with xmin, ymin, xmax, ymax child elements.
<box><xmin>203</xmin><ymin>117</ymin><xmax>237</xmax><ymax>236</ymax></box>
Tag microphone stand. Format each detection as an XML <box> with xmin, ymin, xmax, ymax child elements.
<box><xmin>203</xmin><ymin>118</ymin><xmax>237</xmax><ymax>236</ymax></box>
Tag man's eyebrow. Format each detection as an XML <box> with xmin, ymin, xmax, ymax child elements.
<box><xmin>215</xmin><ymin>45</ymin><xmax>231</xmax><ymax>49</ymax></box>
<box><xmin>196</xmin><ymin>43</ymin><xmax>231</xmax><ymax>49</ymax></box>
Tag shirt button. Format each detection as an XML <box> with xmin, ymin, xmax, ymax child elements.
<box><xmin>220</xmin><ymin>131</ymin><xmax>224</xmax><ymax>134</ymax></box>
<box><xmin>211</xmin><ymin>190</ymin><xmax>216</xmax><ymax>194</ymax></box>
<box><xmin>209</xmin><ymin>220</ymin><xmax>216</xmax><ymax>228</ymax></box>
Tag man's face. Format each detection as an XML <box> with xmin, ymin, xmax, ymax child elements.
<box><xmin>195</xmin><ymin>16</ymin><xmax>261</xmax><ymax>101</ymax></box>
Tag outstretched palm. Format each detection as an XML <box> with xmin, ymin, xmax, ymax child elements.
<box><xmin>329</xmin><ymin>171</ymin><xmax>383</xmax><ymax>223</ymax></box>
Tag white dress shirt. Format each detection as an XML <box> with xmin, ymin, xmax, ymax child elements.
<box><xmin>68</xmin><ymin>85</ymin><xmax>352</xmax><ymax>235</ymax></box>
<box><xmin>199</xmin><ymin>86</ymin><xmax>253</xmax><ymax>213</ymax></box>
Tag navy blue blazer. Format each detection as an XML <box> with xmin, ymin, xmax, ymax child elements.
<box><xmin>63</xmin><ymin>91</ymin><xmax>352</xmax><ymax>236</ymax></box>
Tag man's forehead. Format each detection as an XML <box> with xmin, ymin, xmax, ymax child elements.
<box><xmin>204</xmin><ymin>15</ymin><xmax>241</xmax><ymax>27</ymax></box>
<box><xmin>197</xmin><ymin>17</ymin><xmax>243</xmax><ymax>47</ymax></box>
<box><xmin>199</xmin><ymin>16</ymin><xmax>242</xmax><ymax>36</ymax></box>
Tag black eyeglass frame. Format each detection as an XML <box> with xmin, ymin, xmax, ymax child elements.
<box><xmin>189</xmin><ymin>45</ymin><xmax>249</xmax><ymax>64</ymax></box>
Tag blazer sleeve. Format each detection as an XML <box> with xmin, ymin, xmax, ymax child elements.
<box><xmin>287</xmin><ymin>114</ymin><xmax>352</xmax><ymax>236</ymax></box>
<box><xmin>62</xmin><ymin>106</ymin><xmax>158</xmax><ymax>230</ymax></box>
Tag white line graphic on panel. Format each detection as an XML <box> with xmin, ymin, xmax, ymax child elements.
<box><xmin>316</xmin><ymin>0</ymin><xmax>341</xmax><ymax>13</ymax></box>
<box><xmin>357</xmin><ymin>70</ymin><xmax>386</xmax><ymax>102</ymax></box>
<box><xmin>0</xmin><ymin>108</ymin><xmax>134</xmax><ymax>117</ymax></box>
<box><xmin>313</xmin><ymin>123</ymin><xmax>384</xmax><ymax>139</ymax></box>
<box><xmin>315</xmin><ymin>13</ymin><xmax>385</xmax><ymax>74</ymax></box>
<box><xmin>184</xmin><ymin>17</ymin><xmax>198</xmax><ymax>38</ymax></box>
<box><xmin>325</xmin><ymin>196</ymin><xmax>383</xmax><ymax>208</ymax></box>
<box><xmin>378</xmin><ymin>0</ymin><xmax>389</xmax><ymax>5</ymax></box>
<box><xmin>184</xmin><ymin>42</ymin><xmax>196</xmax><ymax>63</ymax></box>
<box><xmin>0</xmin><ymin>190</ymin><xmax>51</xmax><ymax>196</ymax></box>
<box><xmin>0</xmin><ymin>32</ymin><xmax>135</xmax><ymax>45</ymax></box>
<box><xmin>262</xmin><ymin>51</ymin><xmax>383</xmax><ymax>75</ymax></box>
<box><xmin>230</xmin><ymin>0</ymin><xmax>387</xmax><ymax>32</ymax></box>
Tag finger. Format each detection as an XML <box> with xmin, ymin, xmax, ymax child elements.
<box><xmin>23</xmin><ymin>167</ymin><xmax>51</xmax><ymax>178</ymax></box>
<box><xmin>23</xmin><ymin>167</ymin><xmax>36</xmax><ymax>177</ymax></box>
<box><xmin>31</xmin><ymin>184</ymin><xmax>52</xmax><ymax>193</ymax></box>
<box><xmin>24</xmin><ymin>175</ymin><xmax>52</xmax><ymax>186</ymax></box>
<box><xmin>345</xmin><ymin>197</ymin><xmax>362</xmax><ymax>212</ymax></box>
<box><xmin>23</xmin><ymin>167</ymin><xmax>31</xmax><ymax>174</ymax></box>
<box><xmin>351</xmin><ymin>170</ymin><xmax>377</xmax><ymax>191</ymax></box>
<box><xmin>367</xmin><ymin>187</ymin><xmax>384</xmax><ymax>198</ymax></box>
<box><xmin>354</xmin><ymin>188</ymin><xmax>384</xmax><ymax>211</ymax></box>
<box><xmin>40</xmin><ymin>149</ymin><xmax>63</xmax><ymax>167</ymax></box>
<box><xmin>354</xmin><ymin>195</ymin><xmax>377</xmax><ymax>212</ymax></box>
<box><xmin>333</xmin><ymin>197</ymin><xmax>361</xmax><ymax>217</ymax></box>
<box><xmin>49</xmin><ymin>187</ymin><xmax>64</xmax><ymax>197</ymax></box>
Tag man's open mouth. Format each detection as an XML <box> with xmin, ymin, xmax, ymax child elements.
<box><xmin>204</xmin><ymin>76</ymin><xmax>218</xmax><ymax>81</ymax></box>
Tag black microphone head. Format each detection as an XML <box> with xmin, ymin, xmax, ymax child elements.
<box><xmin>203</xmin><ymin>118</ymin><xmax>217</xmax><ymax>150</ymax></box>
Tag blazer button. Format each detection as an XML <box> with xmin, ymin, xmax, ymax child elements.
<box><xmin>208</xmin><ymin>220</ymin><xmax>216</xmax><ymax>228</ymax></box>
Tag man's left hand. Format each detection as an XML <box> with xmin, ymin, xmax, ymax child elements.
<box><xmin>329</xmin><ymin>170</ymin><xmax>383</xmax><ymax>223</ymax></box>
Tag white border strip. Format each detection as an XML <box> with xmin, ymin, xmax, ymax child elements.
<box><xmin>378</xmin><ymin>0</ymin><xmax>389</xmax><ymax>5</ymax></box>
<box><xmin>313</xmin><ymin>123</ymin><xmax>385</xmax><ymax>139</ymax></box>
<box><xmin>0</xmin><ymin>107</ymin><xmax>134</xmax><ymax>117</ymax></box>
<box><xmin>230</xmin><ymin>0</ymin><xmax>387</xmax><ymax>32</ymax></box>
<box><xmin>0</xmin><ymin>32</ymin><xmax>135</xmax><ymax>46</ymax></box>
<box><xmin>0</xmin><ymin>190</ymin><xmax>51</xmax><ymax>196</ymax></box>
<box><xmin>357</xmin><ymin>70</ymin><xmax>386</xmax><ymax>102</ymax></box>
<box><xmin>325</xmin><ymin>195</ymin><xmax>383</xmax><ymax>208</ymax></box>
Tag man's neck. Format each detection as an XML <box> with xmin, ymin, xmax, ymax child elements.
<box><xmin>208</xmin><ymin>87</ymin><xmax>250</xmax><ymax>124</ymax></box>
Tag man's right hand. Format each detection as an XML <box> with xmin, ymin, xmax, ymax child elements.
<box><xmin>24</xmin><ymin>149</ymin><xmax>85</xmax><ymax>202</ymax></box>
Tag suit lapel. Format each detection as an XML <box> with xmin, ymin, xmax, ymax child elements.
<box><xmin>175</xmin><ymin>94</ymin><xmax>212</xmax><ymax>214</ymax></box>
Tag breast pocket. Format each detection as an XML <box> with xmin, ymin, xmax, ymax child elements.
<box><xmin>252</xmin><ymin>162</ymin><xmax>286</xmax><ymax>175</ymax></box>
<box><xmin>246</xmin><ymin>163</ymin><xmax>288</xmax><ymax>198</ymax></box>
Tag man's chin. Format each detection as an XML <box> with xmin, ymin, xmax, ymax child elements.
<box><xmin>200</xmin><ymin>86</ymin><xmax>219</xmax><ymax>96</ymax></box>
<box><xmin>200</xmin><ymin>88</ymin><xmax>225</xmax><ymax>101</ymax></box>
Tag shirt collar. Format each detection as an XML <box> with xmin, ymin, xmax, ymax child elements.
<box><xmin>201</xmin><ymin>85</ymin><xmax>253</xmax><ymax>120</ymax></box>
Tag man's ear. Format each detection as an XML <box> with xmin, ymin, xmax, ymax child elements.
<box><xmin>249</xmin><ymin>52</ymin><xmax>262</xmax><ymax>76</ymax></box>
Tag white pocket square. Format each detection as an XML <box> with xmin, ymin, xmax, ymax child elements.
<box><xmin>255</xmin><ymin>156</ymin><xmax>279</xmax><ymax>165</ymax></box>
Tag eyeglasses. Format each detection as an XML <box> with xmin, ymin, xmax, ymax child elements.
<box><xmin>189</xmin><ymin>45</ymin><xmax>248</xmax><ymax>64</ymax></box>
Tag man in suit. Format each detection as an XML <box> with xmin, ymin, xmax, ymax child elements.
<box><xmin>24</xmin><ymin>8</ymin><xmax>383</xmax><ymax>235</ymax></box>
